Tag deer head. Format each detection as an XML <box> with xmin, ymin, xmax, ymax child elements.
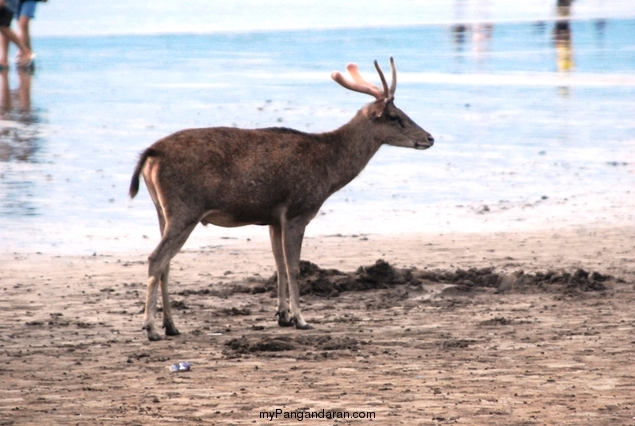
<box><xmin>331</xmin><ymin>57</ymin><xmax>434</xmax><ymax>150</ymax></box>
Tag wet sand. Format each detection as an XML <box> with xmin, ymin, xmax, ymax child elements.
<box><xmin>1</xmin><ymin>226</ymin><xmax>634</xmax><ymax>425</ymax></box>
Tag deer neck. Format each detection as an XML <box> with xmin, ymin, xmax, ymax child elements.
<box><xmin>320</xmin><ymin>109</ymin><xmax>384</xmax><ymax>194</ymax></box>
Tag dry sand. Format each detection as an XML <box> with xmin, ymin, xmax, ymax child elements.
<box><xmin>1</xmin><ymin>225</ymin><xmax>635</xmax><ymax>425</ymax></box>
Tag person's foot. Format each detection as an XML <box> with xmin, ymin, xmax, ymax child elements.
<box><xmin>17</xmin><ymin>52</ymin><xmax>35</xmax><ymax>68</ymax></box>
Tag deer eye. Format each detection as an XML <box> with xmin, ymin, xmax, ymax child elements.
<box><xmin>387</xmin><ymin>114</ymin><xmax>403</xmax><ymax>127</ymax></box>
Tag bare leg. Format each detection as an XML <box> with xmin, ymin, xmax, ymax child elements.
<box><xmin>270</xmin><ymin>225</ymin><xmax>293</xmax><ymax>326</ymax></box>
<box><xmin>17</xmin><ymin>15</ymin><xmax>30</xmax><ymax>53</ymax></box>
<box><xmin>0</xmin><ymin>69</ymin><xmax>9</xmax><ymax>113</ymax></box>
<box><xmin>281</xmin><ymin>218</ymin><xmax>311</xmax><ymax>329</ymax></box>
<box><xmin>0</xmin><ymin>33</ymin><xmax>8</xmax><ymax>67</ymax></box>
<box><xmin>0</xmin><ymin>27</ymin><xmax>31</xmax><ymax>65</ymax></box>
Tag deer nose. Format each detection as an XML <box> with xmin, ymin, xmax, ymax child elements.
<box><xmin>427</xmin><ymin>135</ymin><xmax>435</xmax><ymax>145</ymax></box>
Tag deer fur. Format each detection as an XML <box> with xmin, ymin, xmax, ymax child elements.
<box><xmin>129</xmin><ymin>57</ymin><xmax>434</xmax><ymax>341</ymax></box>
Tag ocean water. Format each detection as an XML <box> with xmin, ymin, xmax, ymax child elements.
<box><xmin>1</xmin><ymin>2</ymin><xmax>634</xmax><ymax>254</ymax></box>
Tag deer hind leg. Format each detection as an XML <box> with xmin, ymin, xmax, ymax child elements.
<box><xmin>270</xmin><ymin>225</ymin><xmax>293</xmax><ymax>327</ymax></box>
<box><xmin>153</xmin><ymin>202</ymin><xmax>179</xmax><ymax>336</ymax></box>
<box><xmin>159</xmin><ymin>263</ymin><xmax>179</xmax><ymax>336</ymax></box>
<box><xmin>143</xmin><ymin>217</ymin><xmax>198</xmax><ymax>341</ymax></box>
<box><xmin>281</xmin><ymin>218</ymin><xmax>311</xmax><ymax>330</ymax></box>
<box><xmin>144</xmin><ymin>275</ymin><xmax>162</xmax><ymax>341</ymax></box>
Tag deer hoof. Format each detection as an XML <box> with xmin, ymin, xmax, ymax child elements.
<box><xmin>143</xmin><ymin>324</ymin><xmax>163</xmax><ymax>341</ymax></box>
<box><xmin>294</xmin><ymin>321</ymin><xmax>312</xmax><ymax>330</ymax></box>
<box><xmin>166</xmin><ymin>328</ymin><xmax>180</xmax><ymax>336</ymax></box>
<box><xmin>163</xmin><ymin>320</ymin><xmax>180</xmax><ymax>336</ymax></box>
<box><xmin>275</xmin><ymin>311</ymin><xmax>295</xmax><ymax>327</ymax></box>
<box><xmin>145</xmin><ymin>329</ymin><xmax>163</xmax><ymax>341</ymax></box>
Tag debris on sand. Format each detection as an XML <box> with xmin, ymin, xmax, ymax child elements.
<box><xmin>439</xmin><ymin>339</ymin><xmax>476</xmax><ymax>349</ymax></box>
<box><xmin>491</xmin><ymin>268</ymin><xmax>613</xmax><ymax>294</ymax></box>
<box><xmin>296</xmin><ymin>335</ymin><xmax>359</xmax><ymax>351</ymax></box>
<box><xmin>415</xmin><ymin>266</ymin><xmax>500</xmax><ymax>288</ymax></box>
<box><xmin>224</xmin><ymin>336</ymin><xmax>296</xmax><ymax>355</ymax></box>
<box><xmin>479</xmin><ymin>317</ymin><xmax>514</xmax><ymax>326</ymax></box>
<box><xmin>169</xmin><ymin>361</ymin><xmax>191</xmax><ymax>372</ymax></box>
<box><xmin>223</xmin><ymin>335</ymin><xmax>359</xmax><ymax>356</ymax></box>
<box><xmin>263</xmin><ymin>259</ymin><xmax>419</xmax><ymax>297</ymax></box>
<box><xmin>221</xmin><ymin>307</ymin><xmax>251</xmax><ymax>316</ymax></box>
<box><xmin>260</xmin><ymin>260</ymin><xmax>615</xmax><ymax>297</ymax></box>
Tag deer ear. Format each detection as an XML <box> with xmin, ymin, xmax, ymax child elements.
<box><xmin>372</xmin><ymin>104</ymin><xmax>385</xmax><ymax>120</ymax></box>
<box><xmin>364</xmin><ymin>100</ymin><xmax>387</xmax><ymax>121</ymax></box>
<box><xmin>376</xmin><ymin>99</ymin><xmax>394</xmax><ymax>118</ymax></box>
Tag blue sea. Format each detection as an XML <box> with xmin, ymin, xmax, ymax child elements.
<box><xmin>1</xmin><ymin>1</ymin><xmax>634</xmax><ymax>254</ymax></box>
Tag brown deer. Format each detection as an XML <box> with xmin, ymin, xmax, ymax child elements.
<box><xmin>129</xmin><ymin>57</ymin><xmax>434</xmax><ymax>341</ymax></box>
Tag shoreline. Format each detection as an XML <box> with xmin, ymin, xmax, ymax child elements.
<box><xmin>3</xmin><ymin>185</ymin><xmax>634</xmax><ymax>256</ymax></box>
<box><xmin>4</xmin><ymin>224</ymin><xmax>634</xmax><ymax>279</ymax></box>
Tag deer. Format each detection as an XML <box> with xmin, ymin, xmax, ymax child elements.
<box><xmin>129</xmin><ymin>57</ymin><xmax>434</xmax><ymax>341</ymax></box>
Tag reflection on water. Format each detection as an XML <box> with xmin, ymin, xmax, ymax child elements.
<box><xmin>451</xmin><ymin>0</ymin><xmax>493</xmax><ymax>68</ymax></box>
<box><xmin>449</xmin><ymin>0</ymin><xmax>591</xmax><ymax>74</ymax></box>
<box><xmin>0</xmin><ymin>69</ymin><xmax>40</xmax><ymax>161</ymax></box>
<box><xmin>0</xmin><ymin>69</ymin><xmax>42</xmax><ymax>216</ymax></box>
<box><xmin>555</xmin><ymin>0</ymin><xmax>574</xmax><ymax>72</ymax></box>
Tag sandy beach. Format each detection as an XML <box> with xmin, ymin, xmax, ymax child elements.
<box><xmin>1</xmin><ymin>225</ymin><xmax>635</xmax><ymax>425</ymax></box>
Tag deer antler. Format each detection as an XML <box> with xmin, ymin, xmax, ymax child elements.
<box><xmin>388</xmin><ymin>56</ymin><xmax>397</xmax><ymax>97</ymax></box>
<box><xmin>374</xmin><ymin>60</ymin><xmax>390</xmax><ymax>99</ymax></box>
<box><xmin>347</xmin><ymin>63</ymin><xmax>382</xmax><ymax>95</ymax></box>
<box><xmin>331</xmin><ymin>66</ymin><xmax>383</xmax><ymax>99</ymax></box>
<box><xmin>331</xmin><ymin>57</ymin><xmax>396</xmax><ymax>101</ymax></box>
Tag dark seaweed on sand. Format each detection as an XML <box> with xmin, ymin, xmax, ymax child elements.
<box><xmin>259</xmin><ymin>259</ymin><xmax>614</xmax><ymax>297</ymax></box>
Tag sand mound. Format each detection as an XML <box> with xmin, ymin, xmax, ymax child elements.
<box><xmin>223</xmin><ymin>334</ymin><xmax>360</xmax><ymax>356</ymax></box>
<box><xmin>251</xmin><ymin>259</ymin><xmax>615</xmax><ymax>297</ymax></box>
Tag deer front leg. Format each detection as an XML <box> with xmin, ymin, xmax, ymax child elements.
<box><xmin>281</xmin><ymin>219</ymin><xmax>311</xmax><ymax>330</ymax></box>
<box><xmin>270</xmin><ymin>225</ymin><xmax>293</xmax><ymax>327</ymax></box>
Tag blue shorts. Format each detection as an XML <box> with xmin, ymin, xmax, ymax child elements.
<box><xmin>16</xmin><ymin>1</ymin><xmax>37</xmax><ymax>19</ymax></box>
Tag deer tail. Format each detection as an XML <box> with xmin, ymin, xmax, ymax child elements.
<box><xmin>129</xmin><ymin>148</ymin><xmax>158</xmax><ymax>198</ymax></box>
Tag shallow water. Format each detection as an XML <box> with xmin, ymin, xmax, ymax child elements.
<box><xmin>1</xmin><ymin>3</ymin><xmax>634</xmax><ymax>254</ymax></box>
